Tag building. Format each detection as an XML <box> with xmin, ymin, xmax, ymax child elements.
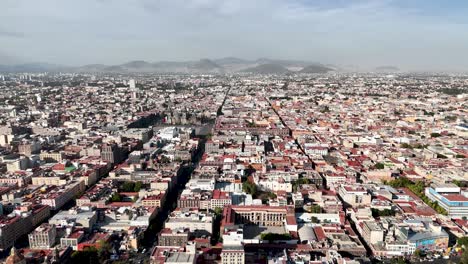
<box><xmin>211</xmin><ymin>190</ymin><xmax>231</xmax><ymax>210</ymax></box>
<box><xmin>397</xmin><ymin>223</ymin><xmax>449</xmax><ymax>254</ymax></box>
<box><xmin>205</xmin><ymin>140</ymin><xmax>221</xmax><ymax>154</ymax></box>
<box><xmin>5</xmin><ymin>157</ymin><xmax>29</xmax><ymax>172</ymax></box>
<box><xmin>425</xmin><ymin>183</ymin><xmax>468</xmax><ymax>218</ymax></box>
<box><xmin>221</xmin><ymin>245</ymin><xmax>245</xmax><ymax>264</ymax></box>
<box><xmin>292</xmin><ymin>192</ymin><xmax>304</xmax><ymax>208</ymax></box>
<box><xmin>129</xmin><ymin>79</ymin><xmax>136</xmax><ymax>89</ymax></box>
<box><xmin>362</xmin><ymin>221</ymin><xmax>384</xmax><ymax>245</ymax></box>
<box><xmin>101</xmin><ymin>143</ymin><xmax>123</xmax><ymax>164</ymax></box>
<box><xmin>338</xmin><ymin>185</ymin><xmax>372</xmax><ymax>208</ymax></box>
<box><xmin>61</xmin><ymin>230</ymin><xmax>84</xmax><ymax>250</ymax></box>
<box><xmin>49</xmin><ymin>209</ymin><xmax>97</xmax><ymax>230</ymax></box>
<box><xmin>0</xmin><ymin>205</ymin><xmax>50</xmax><ymax>250</ymax></box>
<box><xmin>164</xmin><ymin>252</ymin><xmax>196</xmax><ymax>264</ymax></box>
<box><xmin>18</xmin><ymin>141</ymin><xmax>41</xmax><ymax>156</ymax></box>
<box><xmin>222</xmin><ymin>205</ymin><xmax>295</xmax><ymax>227</ymax></box>
<box><xmin>41</xmin><ymin>181</ymin><xmax>86</xmax><ymax>210</ymax></box>
<box><xmin>165</xmin><ymin>210</ymin><xmax>214</xmax><ymax>236</ymax></box>
<box><xmin>28</xmin><ymin>224</ymin><xmax>57</xmax><ymax>249</ymax></box>
<box><xmin>158</xmin><ymin>228</ymin><xmax>189</xmax><ymax>246</ymax></box>
<box><xmin>121</xmin><ymin>128</ymin><xmax>153</xmax><ymax>143</ymax></box>
<box><xmin>32</xmin><ymin>175</ymin><xmax>68</xmax><ymax>186</ymax></box>
<box><xmin>141</xmin><ymin>192</ymin><xmax>166</xmax><ymax>208</ymax></box>
<box><xmin>39</xmin><ymin>151</ymin><xmax>65</xmax><ymax>163</ymax></box>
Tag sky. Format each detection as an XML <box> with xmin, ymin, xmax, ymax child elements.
<box><xmin>1</xmin><ymin>0</ymin><xmax>468</xmax><ymax>71</ymax></box>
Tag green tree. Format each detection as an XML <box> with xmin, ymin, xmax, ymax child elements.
<box><xmin>242</xmin><ymin>181</ymin><xmax>257</xmax><ymax>196</ymax></box>
<box><xmin>462</xmin><ymin>249</ymin><xmax>468</xmax><ymax>264</ymax></box>
<box><xmin>375</xmin><ymin>163</ymin><xmax>385</xmax><ymax>170</ymax></box>
<box><xmin>311</xmin><ymin>205</ymin><xmax>322</xmax><ymax>213</ymax></box>
<box><xmin>134</xmin><ymin>181</ymin><xmax>143</xmax><ymax>192</ymax></box>
<box><xmin>401</xmin><ymin>143</ymin><xmax>413</xmax><ymax>149</ymax></box>
<box><xmin>458</xmin><ymin>237</ymin><xmax>468</xmax><ymax>248</ymax></box>
<box><xmin>70</xmin><ymin>247</ymin><xmax>99</xmax><ymax>264</ymax></box>
<box><xmin>110</xmin><ymin>193</ymin><xmax>122</xmax><ymax>202</ymax></box>
<box><xmin>413</xmin><ymin>248</ymin><xmax>423</xmax><ymax>258</ymax></box>
<box><xmin>371</xmin><ymin>208</ymin><xmax>396</xmax><ymax>217</ymax></box>
<box><xmin>121</xmin><ymin>181</ymin><xmax>136</xmax><ymax>192</ymax></box>
<box><xmin>390</xmin><ymin>257</ymin><xmax>407</xmax><ymax>264</ymax></box>
<box><xmin>292</xmin><ymin>177</ymin><xmax>312</xmax><ymax>192</ymax></box>
<box><xmin>97</xmin><ymin>240</ymin><xmax>112</xmax><ymax>261</ymax></box>
<box><xmin>387</xmin><ymin>178</ymin><xmax>447</xmax><ymax>215</ymax></box>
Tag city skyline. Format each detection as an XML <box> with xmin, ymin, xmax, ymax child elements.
<box><xmin>2</xmin><ymin>0</ymin><xmax>468</xmax><ymax>71</ymax></box>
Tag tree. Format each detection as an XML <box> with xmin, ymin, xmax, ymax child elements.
<box><xmin>244</xmin><ymin>165</ymin><xmax>256</xmax><ymax>177</ymax></box>
<box><xmin>458</xmin><ymin>237</ymin><xmax>468</xmax><ymax>248</ymax></box>
<box><xmin>311</xmin><ymin>205</ymin><xmax>322</xmax><ymax>213</ymax></box>
<box><xmin>70</xmin><ymin>247</ymin><xmax>99</xmax><ymax>264</ymax></box>
<box><xmin>375</xmin><ymin>163</ymin><xmax>385</xmax><ymax>170</ymax></box>
<box><xmin>371</xmin><ymin>208</ymin><xmax>395</xmax><ymax>217</ymax></box>
<box><xmin>134</xmin><ymin>181</ymin><xmax>143</xmax><ymax>192</ymax></box>
<box><xmin>453</xmin><ymin>180</ymin><xmax>466</xmax><ymax>187</ymax></box>
<box><xmin>387</xmin><ymin>178</ymin><xmax>448</xmax><ymax>215</ymax></box>
<box><xmin>413</xmin><ymin>248</ymin><xmax>423</xmax><ymax>258</ymax></box>
<box><xmin>462</xmin><ymin>249</ymin><xmax>468</xmax><ymax>264</ymax></box>
<box><xmin>401</xmin><ymin>143</ymin><xmax>413</xmax><ymax>149</ymax></box>
<box><xmin>390</xmin><ymin>257</ymin><xmax>407</xmax><ymax>264</ymax></box>
<box><xmin>431</xmin><ymin>132</ymin><xmax>441</xmax><ymax>138</ymax></box>
<box><xmin>214</xmin><ymin>207</ymin><xmax>223</xmax><ymax>217</ymax></box>
<box><xmin>121</xmin><ymin>181</ymin><xmax>136</xmax><ymax>192</ymax></box>
<box><xmin>97</xmin><ymin>240</ymin><xmax>112</xmax><ymax>261</ymax></box>
<box><xmin>242</xmin><ymin>181</ymin><xmax>257</xmax><ymax>196</ymax></box>
<box><xmin>110</xmin><ymin>193</ymin><xmax>122</xmax><ymax>202</ymax></box>
<box><xmin>293</xmin><ymin>177</ymin><xmax>312</xmax><ymax>192</ymax></box>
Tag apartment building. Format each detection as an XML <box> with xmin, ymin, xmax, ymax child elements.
<box><xmin>28</xmin><ymin>223</ymin><xmax>57</xmax><ymax>249</ymax></box>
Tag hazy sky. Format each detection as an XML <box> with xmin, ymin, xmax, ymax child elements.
<box><xmin>1</xmin><ymin>0</ymin><xmax>468</xmax><ymax>70</ymax></box>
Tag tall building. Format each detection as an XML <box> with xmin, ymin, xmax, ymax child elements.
<box><xmin>362</xmin><ymin>221</ymin><xmax>384</xmax><ymax>245</ymax></box>
<box><xmin>129</xmin><ymin>79</ymin><xmax>136</xmax><ymax>89</ymax></box>
<box><xmin>101</xmin><ymin>143</ymin><xmax>122</xmax><ymax>164</ymax></box>
<box><xmin>28</xmin><ymin>224</ymin><xmax>57</xmax><ymax>249</ymax></box>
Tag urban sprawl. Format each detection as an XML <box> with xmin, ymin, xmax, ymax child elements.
<box><xmin>0</xmin><ymin>72</ymin><xmax>467</xmax><ymax>264</ymax></box>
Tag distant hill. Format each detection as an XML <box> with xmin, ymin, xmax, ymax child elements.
<box><xmin>214</xmin><ymin>57</ymin><xmax>250</xmax><ymax>65</ymax></box>
<box><xmin>0</xmin><ymin>57</ymin><xmax>336</xmax><ymax>74</ymax></box>
<box><xmin>189</xmin><ymin>59</ymin><xmax>222</xmax><ymax>70</ymax></box>
<box><xmin>255</xmin><ymin>58</ymin><xmax>312</xmax><ymax>68</ymax></box>
<box><xmin>299</xmin><ymin>65</ymin><xmax>334</xmax><ymax>74</ymax></box>
<box><xmin>0</xmin><ymin>63</ymin><xmax>62</xmax><ymax>72</ymax></box>
<box><xmin>74</xmin><ymin>64</ymin><xmax>108</xmax><ymax>72</ymax></box>
<box><xmin>242</xmin><ymin>63</ymin><xmax>291</xmax><ymax>74</ymax></box>
<box><xmin>120</xmin><ymin>60</ymin><xmax>153</xmax><ymax>69</ymax></box>
<box><xmin>375</xmin><ymin>66</ymin><xmax>400</xmax><ymax>72</ymax></box>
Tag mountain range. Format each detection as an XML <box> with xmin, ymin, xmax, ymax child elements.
<box><xmin>374</xmin><ymin>66</ymin><xmax>400</xmax><ymax>72</ymax></box>
<box><xmin>0</xmin><ymin>58</ymin><xmax>335</xmax><ymax>74</ymax></box>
